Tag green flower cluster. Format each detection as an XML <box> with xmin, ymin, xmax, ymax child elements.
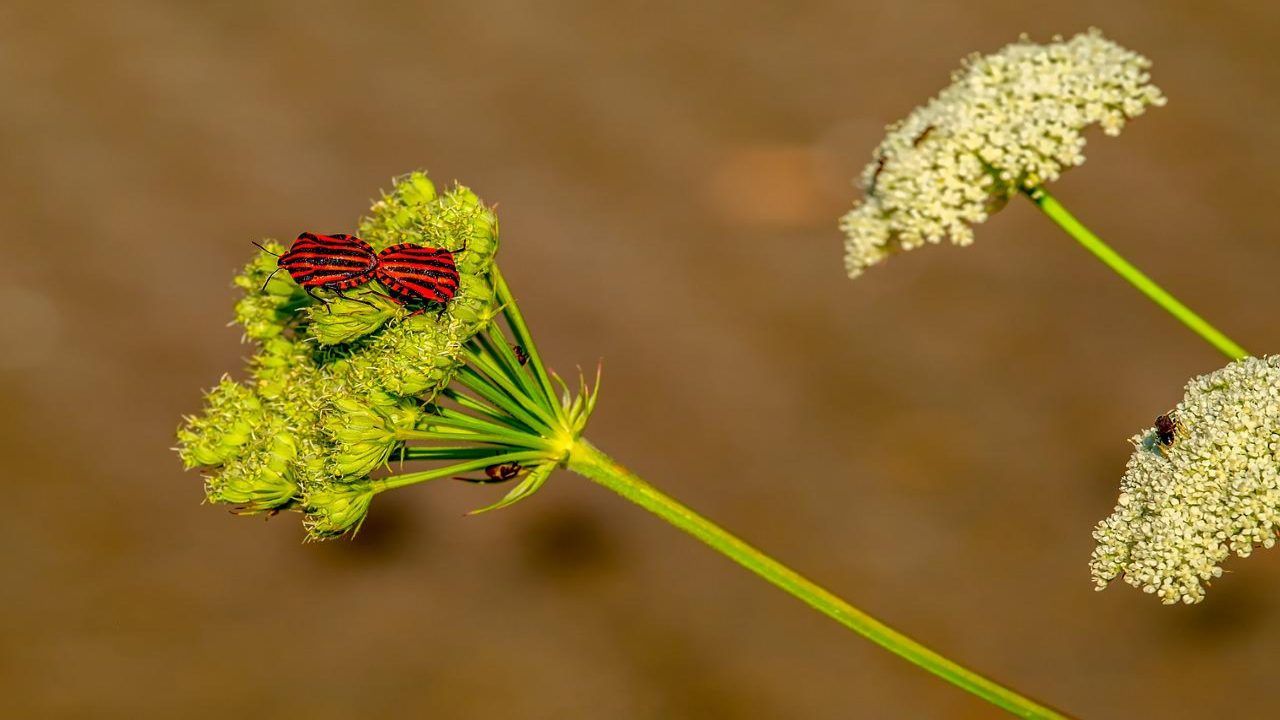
<box><xmin>177</xmin><ymin>172</ymin><xmax>500</xmax><ymax>539</ymax></box>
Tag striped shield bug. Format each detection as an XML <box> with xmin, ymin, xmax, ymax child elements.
<box><xmin>374</xmin><ymin>243</ymin><xmax>460</xmax><ymax>308</ymax></box>
<box><xmin>254</xmin><ymin>232</ymin><xmax>379</xmax><ymax>306</ymax></box>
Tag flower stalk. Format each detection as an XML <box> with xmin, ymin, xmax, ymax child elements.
<box><xmin>1023</xmin><ymin>186</ymin><xmax>1248</xmax><ymax>361</ymax></box>
<box><xmin>567</xmin><ymin>439</ymin><xmax>1067</xmax><ymax>719</ymax></box>
<box><xmin>383</xmin><ymin>264</ymin><xmax>1069</xmax><ymax>718</ymax></box>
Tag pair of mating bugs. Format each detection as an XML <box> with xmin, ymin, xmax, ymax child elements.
<box><xmin>261</xmin><ymin>233</ymin><xmax>529</xmax><ymax>485</ymax></box>
<box><xmin>257</xmin><ymin>232</ymin><xmax>460</xmax><ymax>309</ymax></box>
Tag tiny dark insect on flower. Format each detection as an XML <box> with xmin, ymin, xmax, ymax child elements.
<box><xmin>374</xmin><ymin>243</ymin><xmax>460</xmax><ymax>309</ymax></box>
<box><xmin>867</xmin><ymin>155</ymin><xmax>887</xmax><ymax>196</ymax></box>
<box><xmin>453</xmin><ymin>461</ymin><xmax>524</xmax><ymax>484</ymax></box>
<box><xmin>912</xmin><ymin>124</ymin><xmax>935</xmax><ymax>147</ymax></box>
<box><xmin>1155</xmin><ymin>414</ymin><xmax>1180</xmax><ymax>446</ymax></box>
<box><xmin>513</xmin><ymin>345</ymin><xmax>529</xmax><ymax>366</ymax></box>
<box><xmin>255</xmin><ymin>233</ymin><xmax>379</xmax><ymax>306</ymax></box>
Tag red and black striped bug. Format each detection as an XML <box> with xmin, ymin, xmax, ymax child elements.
<box><xmin>255</xmin><ymin>232</ymin><xmax>379</xmax><ymax>306</ymax></box>
<box><xmin>374</xmin><ymin>243</ymin><xmax>460</xmax><ymax>309</ymax></box>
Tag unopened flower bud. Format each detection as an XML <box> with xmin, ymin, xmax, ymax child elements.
<box><xmin>359</xmin><ymin>171</ymin><xmax>440</xmax><ymax>252</ymax></box>
<box><xmin>303</xmin><ymin>481</ymin><xmax>376</xmax><ymax>539</ymax></box>
<box><xmin>362</xmin><ymin>315</ymin><xmax>464</xmax><ymax>398</ymax></box>
<box><xmin>325</xmin><ymin>397</ymin><xmax>422</xmax><ymax>477</ymax></box>
<box><xmin>177</xmin><ymin>378</ymin><xmax>264</xmax><ymax>468</ymax></box>
<box><xmin>306</xmin><ymin>290</ymin><xmax>401</xmax><ymax>346</ymax></box>
<box><xmin>207</xmin><ymin>432</ymin><xmax>300</xmax><ymax>512</ymax></box>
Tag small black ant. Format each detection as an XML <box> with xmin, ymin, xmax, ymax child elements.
<box><xmin>867</xmin><ymin>155</ymin><xmax>887</xmax><ymax>196</ymax></box>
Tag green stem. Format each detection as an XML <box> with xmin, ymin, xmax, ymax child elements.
<box><xmin>375</xmin><ymin>449</ymin><xmax>549</xmax><ymax>491</ymax></box>
<box><xmin>492</xmin><ymin>266</ymin><xmax>562</xmax><ymax>419</ymax></box>
<box><xmin>567</xmin><ymin>438</ymin><xmax>1070</xmax><ymax>719</ymax></box>
<box><xmin>1023</xmin><ymin>186</ymin><xmax>1248</xmax><ymax>361</ymax></box>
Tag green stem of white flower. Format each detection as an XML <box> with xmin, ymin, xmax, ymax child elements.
<box><xmin>565</xmin><ymin>438</ymin><xmax>1070</xmax><ymax>719</ymax></box>
<box><xmin>1024</xmin><ymin>186</ymin><xmax>1248</xmax><ymax>361</ymax></box>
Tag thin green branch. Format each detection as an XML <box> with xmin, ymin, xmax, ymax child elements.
<box><xmin>396</xmin><ymin>429</ymin><xmax>553</xmax><ymax>450</ymax></box>
<box><xmin>567</xmin><ymin>439</ymin><xmax>1070</xmax><ymax>720</ymax></box>
<box><xmin>462</xmin><ymin>346</ymin><xmax>560</xmax><ymax>427</ymax></box>
<box><xmin>454</xmin><ymin>366</ymin><xmax>553</xmax><ymax>434</ymax></box>
<box><xmin>492</xmin><ymin>265</ymin><xmax>562</xmax><ymax>419</ymax></box>
<box><xmin>1023</xmin><ymin>186</ymin><xmax>1248</xmax><ymax>361</ymax></box>
<box><xmin>474</xmin><ymin>328</ymin><xmax>544</xmax><ymax>403</ymax></box>
<box><xmin>375</xmin><ymin>449</ymin><xmax>550</xmax><ymax>492</ymax></box>
<box><xmin>418</xmin><ymin>405</ymin><xmax>539</xmax><ymax>441</ymax></box>
<box><xmin>394</xmin><ymin>446</ymin><xmax>522</xmax><ymax>461</ymax></box>
<box><xmin>440</xmin><ymin>388</ymin><xmax>539</xmax><ymax>434</ymax></box>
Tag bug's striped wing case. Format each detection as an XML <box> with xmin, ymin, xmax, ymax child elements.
<box><xmin>374</xmin><ymin>243</ymin><xmax>460</xmax><ymax>304</ymax></box>
<box><xmin>278</xmin><ymin>232</ymin><xmax>379</xmax><ymax>290</ymax></box>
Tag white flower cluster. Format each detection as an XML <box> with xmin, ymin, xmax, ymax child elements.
<box><xmin>841</xmin><ymin>30</ymin><xmax>1165</xmax><ymax>278</ymax></box>
<box><xmin>1091</xmin><ymin>357</ymin><xmax>1280</xmax><ymax>604</ymax></box>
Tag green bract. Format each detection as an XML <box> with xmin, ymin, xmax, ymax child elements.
<box><xmin>177</xmin><ymin>172</ymin><xmax>499</xmax><ymax>540</ymax></box>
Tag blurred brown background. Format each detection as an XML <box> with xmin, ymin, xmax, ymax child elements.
<box><xmin>2</xmin><ymin>1</ymin><xmax>1278</xmax><ymax>717</ymax></box>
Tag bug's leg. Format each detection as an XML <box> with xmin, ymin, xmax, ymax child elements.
<box><xmin>333</xmin><ymin>288</ymin><xmax>379</xmax><ymax>309</ymax></box>
<box><xmin>304</xmin><ymin>286</ymin><xmax>333</xmax><ymax>312</ymax></box>
<box><xmin>452</xmin><ymin>474</ymin><xmax>518</xmax><ymax>485</ymax></box>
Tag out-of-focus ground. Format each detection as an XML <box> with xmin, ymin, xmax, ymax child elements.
<box><xmin>2</xmin><ymin>1</ymin><xmax>1279</xmax><ymax>717</ymax></box>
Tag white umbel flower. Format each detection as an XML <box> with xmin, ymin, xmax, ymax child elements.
<box><xmin>1091</xmin><ymin>356</ymin><xmax>1280</xmax><ymax>604</ymax></box>
<box><xmin>841</xmin><ymin>29</ymin><xmax>1165</xmax><ymax>277</ymax></box>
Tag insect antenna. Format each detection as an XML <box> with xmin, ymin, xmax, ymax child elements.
<box><xmin>250</xmin><ymin>241</ymin><xmax>286</xmax><ymax>291</ymax></box>
<box><xmin>250</xmin><ymin>241</ymin><xmax>281</xmax><ymax>257</ymax></box>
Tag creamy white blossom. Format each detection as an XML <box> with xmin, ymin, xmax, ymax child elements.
<box><xmin>841</xmin><ymin>30</ymin><xmax>1165</xmax><ymax>277</ymax></box>
<box><xmin>1091</xmin><ymin>356</ymin><xmax>1280</xmax><ymax>604</ymax></box>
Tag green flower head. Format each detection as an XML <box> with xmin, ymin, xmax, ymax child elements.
<box><xmin>177</xmin><ymin>171</ymin><xmax>501</xmax><ymax>539</ymax></box>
